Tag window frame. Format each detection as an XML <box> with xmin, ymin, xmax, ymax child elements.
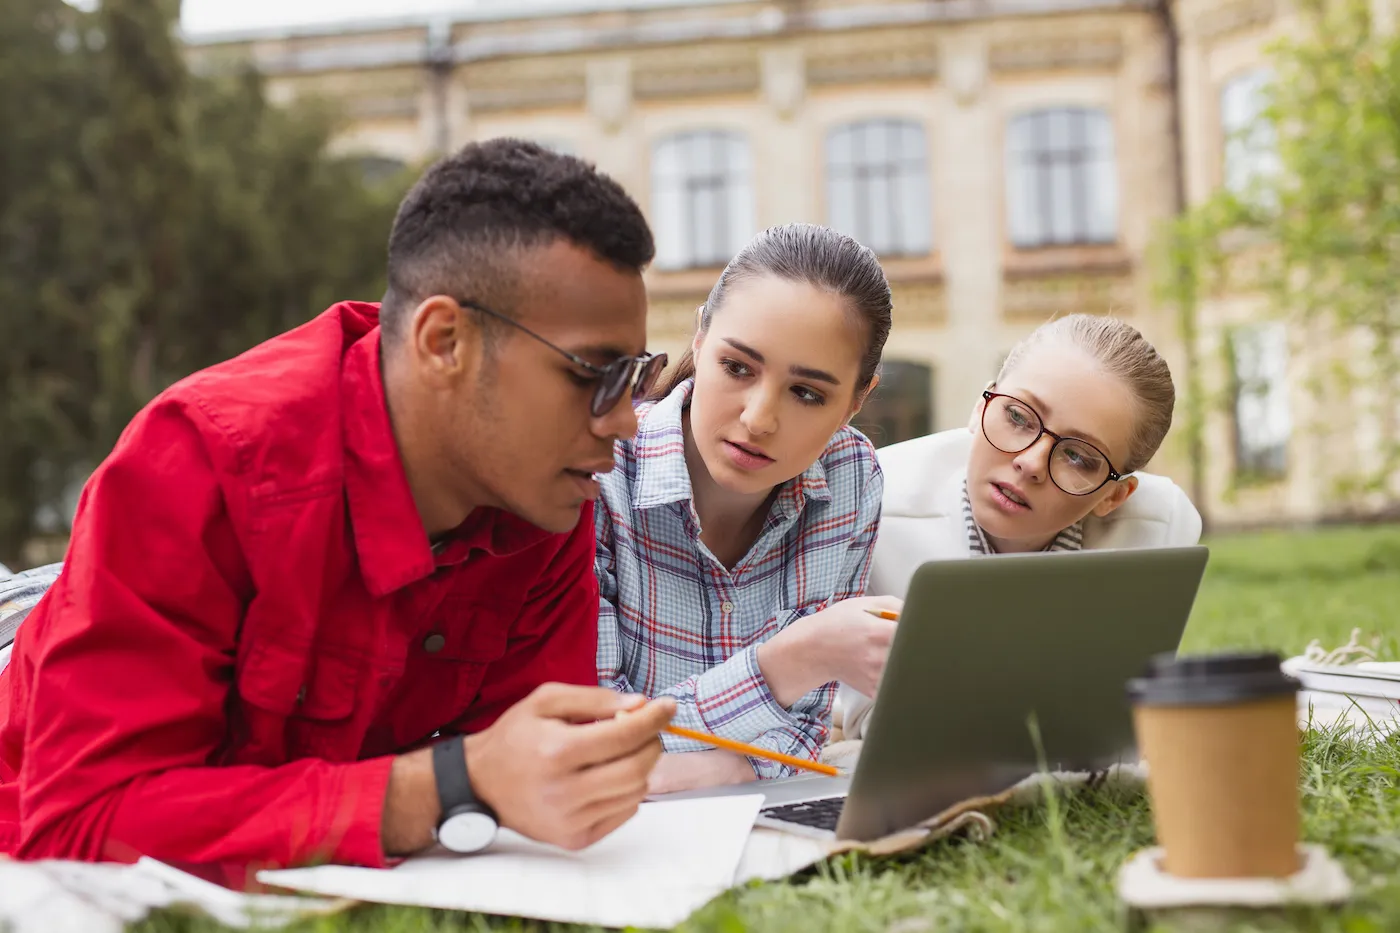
<box><xmin>1229</xmin><ymin>321</ymin><xmax>1292</xmax><ymax>481</ymax></box>
<box><xmin>1004</xmin><ymin>106</ymin><xmax>1120</xmax><ymax>249</ymax></box>
<box><xmin>650</xmin><ymin>130</ymin><xmax>755</xmax><ymax>271</ymax></box>
<box><xmin>825</xmin><ymin>118</ymin><xmax>933</xmax><ymax>257</ymax></box>
<box><xmin>1219</xmin><ymin>68</ymin><xmax>1280</xmax><ymax>200</ymax></box>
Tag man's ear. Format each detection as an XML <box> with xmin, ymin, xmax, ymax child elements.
<box><xmin>409</xmin><ymin>295</ymin><xmax>477</xmax><ymax>384</ymax></box>
<box><xmin>846</xmin><ymin>373</ymin><xmax>881</xmax><ymax>424</ymax></box>
<box><xmin>1091</xmin><ymin>474</ymin><xmax>1139</xmax><ymax>518</ymax></box>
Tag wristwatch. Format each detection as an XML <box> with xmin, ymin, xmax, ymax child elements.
<box><xmin>432</xmin><ymin>734</ymin><xmax>499</xmax><ymax>854</ymax></box>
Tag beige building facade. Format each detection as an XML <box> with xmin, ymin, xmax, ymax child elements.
<box><xmin>186</xmin><ymin>0</ymin><xmax>1400</xmax><ymax>527</ymax></box>
<box><xmin>1173</xmin><ymin>0</ymin><xmax>1400</xmax><ymax>525</ymax></box>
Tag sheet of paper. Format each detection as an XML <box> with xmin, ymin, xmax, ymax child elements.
<box><xmin>734</xmin><ymin>827</ymin><xmax>829</xmax><ymax>885</ymax></box>
<box><xmin>258</xmin><ymin>794</ymin><xmax>765</xmax><ymax>929</ymax></box>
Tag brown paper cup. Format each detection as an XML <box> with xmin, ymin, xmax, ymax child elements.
<box><xmin>1128</xmin><ymin>653</ymin><xmax>1301</xmax><ymax>879</ymax></box>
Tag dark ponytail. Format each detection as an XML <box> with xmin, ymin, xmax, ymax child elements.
<box><xmin>648</xmin><ymin>223</ymin><xmax>892</xmax><ymax>400</ymax></box>
<box><xmin>650</xmin><ymin>331</ymin><xmax>701</xmax><ymax>401</ymax></box>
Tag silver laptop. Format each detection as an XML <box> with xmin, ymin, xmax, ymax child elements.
<box><xmin>652</xmin><ymin>546</ymin><xmax>1210</xmax><ymax>841</ymax></box>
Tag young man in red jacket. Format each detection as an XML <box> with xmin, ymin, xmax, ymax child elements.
<box><xmin>0</xmin><ymin>139</ymin><xmax>677</xmax><ymax>868</ymax></box>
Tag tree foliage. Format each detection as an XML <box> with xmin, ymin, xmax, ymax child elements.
<box><xmin>0</xmin><ymin>0</ymin><xmax>410</xmax><ymax>564</ymax></box>
<box><xmin>1161</xmin><ymin>0</ymin><xmax>1400</xmax><ymax>503</ymax></box>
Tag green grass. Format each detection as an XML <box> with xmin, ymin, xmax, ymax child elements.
<box><xmin>133</xmin><ymin>524</ymin><xmax>1400</xmax><ymax>933</ymax></box>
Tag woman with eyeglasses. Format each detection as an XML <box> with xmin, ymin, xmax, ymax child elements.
<box><xmin>837</xmin><ymin>313</ymin><xmax>1203</xmax><ymax>741</ymax></box>
<box><xmin>595</xmin><ymin>223</ymin><xmax>902</xmax><ymax>794</ymax></box>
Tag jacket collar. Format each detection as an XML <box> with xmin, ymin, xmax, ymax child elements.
<box><xmin>340</xmin><ymin>321</ymin><xmax>551</xmax><ymax>597</ymax></box>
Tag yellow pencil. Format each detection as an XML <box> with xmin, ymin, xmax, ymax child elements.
<box><xmin>662</xmin><ymin>724</ymin><xmax>841</xmax><ymax>777</ymax></box>
<box><xmin>864</xmin><ymin>608</ymin><xmax>900</xmax><ymax>621</ymax></box>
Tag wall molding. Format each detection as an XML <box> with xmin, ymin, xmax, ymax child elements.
<box><xmin>187</xmin><ymin>0</ymin><xmax>1153</xmax><ymax>77</ymax></box>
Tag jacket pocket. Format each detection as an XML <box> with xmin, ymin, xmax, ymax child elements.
<box><xmin>230</xmin><ymin>639</ymin><xmax>365</xmax><ymax>765</ymax></box>
<box><xmin>237</xmin><ymin>639</ymin><xmax>358</xmax><ymax>721</ymax></box>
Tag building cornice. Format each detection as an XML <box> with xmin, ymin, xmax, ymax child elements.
<box><xmin>187</xmin><ymin>0</ymin><xmax>1155</xmax><ymax>76</ymax></box>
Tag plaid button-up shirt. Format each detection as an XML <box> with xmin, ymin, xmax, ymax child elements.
<box><xmin>595</xmin><ymin>379</ymin><xmax>883</xmax><ymax>778</ymax></box>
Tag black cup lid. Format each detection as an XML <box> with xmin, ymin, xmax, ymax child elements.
<box><xmin>1126</xmin><ymin>651</ymin><xmax>1300</xmax><ymax>706</ymax></box>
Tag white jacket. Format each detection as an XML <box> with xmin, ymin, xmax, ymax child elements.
<box><xmin>839</xmin><ymin>428</ymin><xmax>1203</xmax><ymax>739</ymax></box>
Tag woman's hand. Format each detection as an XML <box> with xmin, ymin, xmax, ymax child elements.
<box><xmin>646</xmin><ymin>750</ymin><xmax>757</xmax><ymax>795</ymax></box>
<box><xmin>756</xmin><ymin>595</ymin><xmax>903</xmax><ymax>706</ymax></box>
<box><xmin>802</xmin><ymin>596</ymin><xmax>902</xmax><ymax>697</ymax></box>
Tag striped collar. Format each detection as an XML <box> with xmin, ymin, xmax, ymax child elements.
<box><xmin>961</xmin><ymin>480</ymin><xmax>1084</xmax><ymax>555</ymax></box>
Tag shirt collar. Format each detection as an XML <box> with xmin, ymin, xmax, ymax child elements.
<box><xmin>630</xmin><ymin>378</ymin><xmax>833</xmax><ymax>512</ymax></box>
<box><xmin>340</xmin><ymin>321</ymin><xmax>552</xmax><ymax>597</ymax></box>
<box><xmin>960</xmin><ymin>479</ymin><xmax>1083</xmax><ymax>556</ymax></box>
<box><xmin>960</xmin><ymin>479</ymin><xmax>994</xmax><ymax>555</ymax></box>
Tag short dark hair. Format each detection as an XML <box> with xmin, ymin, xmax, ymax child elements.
<box><xmin>650</xmin><ymin>223</ymin><xmax>892</xmax><ymax>398</ymax></box>
<box><xmin>381</xmin><ymin>138</ymin><xmax>654</xmax><ymax>342</ymax></box>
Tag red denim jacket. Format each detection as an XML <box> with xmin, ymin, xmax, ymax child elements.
<box><xmin>0</xmin><ymin>302</ymin><xmax>599</xmax><ymax>868</ymax></box>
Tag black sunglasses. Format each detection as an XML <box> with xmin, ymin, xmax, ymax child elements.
<box><xmin>457</xmin><ymin>299</ymin><xmax>668</xmax><ymax>416</ymax></box>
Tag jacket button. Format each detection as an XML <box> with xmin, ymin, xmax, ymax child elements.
<box><xmin>423</xmin><ymin>633</ymin><xmax>446</xmax><ymax>654</ymax></box>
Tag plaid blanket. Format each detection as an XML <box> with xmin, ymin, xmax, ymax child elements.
<box><xmin>0</xmin><ymin>563</ymin><xmax>62</xmax><ymax>665</ymax></box>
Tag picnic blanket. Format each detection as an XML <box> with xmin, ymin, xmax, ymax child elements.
<box><xmin>0</xmin><ymin>857</ymin><xmax>350</xmax><ymax>933</ymax></box>
<box><xmin>0</xmin><ymin>562</ymin><xmax>63</xmax><ymax>673</ymax></box>
<box><xmin>815</xmin><ymin>741</ymin><xmax>1148</xmax><ymax>859</ymax></box>
<box><xmin>0</xmin><ymin>563</ymin><xmax>60</xmax><ymax>645</ymax></box>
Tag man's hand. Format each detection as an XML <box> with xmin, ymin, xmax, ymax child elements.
<box><xmin>381</xmin><ymin>684</ymin><xmax>674</xmax><ymax>856</ymax></box>
<box><xmin>464</xmin><ymin>684</ymin><xmax>674</xmax><ymax>851</ymax></box>
<box><xmin>756</xmin><ymin>596</ymin><xmax>903</xmax><ymax>706</ymax></box>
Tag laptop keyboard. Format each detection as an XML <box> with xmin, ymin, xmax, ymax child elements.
<box><xmin>760</xmin><ymin>796</ymin><xmax>845</xmax><ymax>831</ymax></box>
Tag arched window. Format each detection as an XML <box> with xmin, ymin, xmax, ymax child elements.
<box><xmin>1220</xmin><ymin>70</ymin><xmax>1279</xmax><ymax>198</ymax></box>
<box><xmin>1230</xmin><ymin>322</ymin><xmax>1290</xmax><ymax>478</ymax></box>
<box><xmin>1005</xmin><ymin>107</ymin><xmax>1118</xmax><ymax>248</ymax></box>
<box><xmin>826</xmin><ymin>120</ymin><xmax>932</xmax><ymax>256</ymax></box>
<box><xmin>651</xmin><ymin>131</ymin><xmax>754</xmax><ymax>270</ymax></box>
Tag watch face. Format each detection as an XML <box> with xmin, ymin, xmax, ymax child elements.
<box><xmin>438</xmin><ymin>810</ymin><xmax>498</xmax><ymax>854</ymax></box>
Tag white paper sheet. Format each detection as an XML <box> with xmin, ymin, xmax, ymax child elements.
<box><xmin>734</xmin><ymin>828</ymin><xmax>829</xmax><ymax>884</ymax></box>
<box><xmin>258</xmin><ymin>794</ymin><xmax>766</xmax><ymax>929</ymax></box>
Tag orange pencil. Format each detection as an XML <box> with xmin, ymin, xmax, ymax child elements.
<box><xmin>662</xmin><ymin>724</ymin><xmax>840</xmax><ymax>777</ymax></box>
<box><xmin>864</xmin><ymin>608</ymin><xmax>900</xmax><ymax>621</ymax></box>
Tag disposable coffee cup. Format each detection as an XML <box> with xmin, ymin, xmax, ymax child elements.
<box><xmin>1127</xmin><ymin>652</ymin><xmax>1302</xmax><ymax>879</ymax></box>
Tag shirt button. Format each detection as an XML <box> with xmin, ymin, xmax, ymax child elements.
<box><xmin>720</xmin><ymin>601</ymin><xmax>734</xmax><ymax>614</ymax></box>
<box><xmin>423</xmin><ymin>633</ymin><xmax>446</xmax><ymax>654</ymax></box>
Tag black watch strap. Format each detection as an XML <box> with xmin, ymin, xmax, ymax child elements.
<box><xmin>432</xmin><ymin>735</ymin><xmax>492</xmax><ymax>818</ymax></box>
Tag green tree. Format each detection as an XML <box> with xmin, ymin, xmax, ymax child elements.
<box><xmin>0</xmin><ymin>0</ymin><xmax>408</xmax><ymax>566</ymax></box>
<box><xmin>1162</xmin><ymin>0</ymin><xmax>1400</xmax><ymax>504</ymax></box>
<box><xmin>0</xmin><ymin>0</ymin><xmax>107</xmax><ymax>564</ymax></box>
<box><xmin>88</xmin><ymin>0</ymin><xmax>194</xmax><ymax>449</ymax></box>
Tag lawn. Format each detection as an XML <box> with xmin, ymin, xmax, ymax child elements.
<box><xmin>135</xmin><ymin>523</ymin><xmax>1400</xmax><ymax>933</ymax></box>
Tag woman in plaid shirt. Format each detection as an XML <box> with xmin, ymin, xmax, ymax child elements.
<box><xmin>595</xmin><ymin>224</ymin><xmax>903</xmax><ymax>794</ymax></box>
